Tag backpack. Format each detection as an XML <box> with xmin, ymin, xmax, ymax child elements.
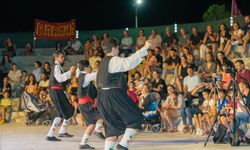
<box><xmin>213</xmin><ymin>124</ymin><xmax>227</xmax><ymax>144</ymax></box>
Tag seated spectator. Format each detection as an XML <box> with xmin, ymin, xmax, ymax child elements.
<box><xmin>235</xmin><ymin>82</ymin><xmax>250</xmax><ymax>131</ymax></box>
<box><xmin>164</xmin><ymin>27</ymin><xmax>178</xmax><ymax>50</ymax></box>
<box><xmin>217</xmin><ymin>89</ymin><xmax>231</xmax><ymax>132</ymax></box>
<box><xmin>64</xmin><ymin>40</ymin><xmax>72</xmax><ymax>54</ymax></box>
<box><xmin>120</xmin><ymin>30</ymin><xmax>133</xmax><ymax>57</ymax></box>
<box><xmin>0</xmin><ymin>77</ymin><xmax>12</xmax><ymax>99</ymax></box>
<box><xmin>239</xmin><ymin>82</ymin><xmax>250</xmax><ymax>114</ymax></box>
<box><xmin>182</xmin><ymin>47</ymin><xmax>195</xmax><ymax>65</ymax></box>
<box><xmin>162</xmin><ymin>48</ymin><xmax>180</xmax><ymax>83</ymax></box>
<box><xmin>69</xmin><ymin>94</ymin><xmax>78</xmax><ymax>125</ymax></box>
<box><xmin>0</xmin><ymin>91</ymin><xmax>12</xmax><ymax>123</ymax></box>
<box><xmin>91</xmin><ymin>34</ymin><xmax>101</xmax><ymax>51</ymax></box>
<box><xmin>8</xmin><ymin>63</ymin><xmax>22</xmax><ymax>98</ymax></box>
<box><xmin>54</xmin><ymin>42</ymin><xmax>62</xmax><ymax>51</ymax></box>
<box><xmin>127</xmin><ymin>81</ymin><xmax>139</xmax><ymax>104</ymax></box>
<box><xmin>23</xmin><ymin>42</ymin><xmax>33</xmax><ymax>56</ymax></box>
<box><xmin>68</xmin><ymin>75</ymin><xmax>78</xmax><ymax>96</ymax></box>
<box><xmin>38</xmin><ymin>73</ymin><xmax>49</xmax><ymax>91</ymax></box>
<box><xmin>3</xmin><ymin>37</ymin><xmax>16</xmax><ymax>57</ymax></box>
<box><xmin>136</xmin><ymin>29</ymin><xmax>147</xmax><ymax>50</ymax></box>
<box><xmin>133</xmin><ymin>71</ymin><xmax>144</xmax><ymax>90</ymax></box>
<box><xmin>198</xmin><ymin>53</ymin><xmax>216</xmax><ymax>81</ymax></box>
<box><xmin>216</xmin><ymin>51</ymin><xmax>234</xmax><ymax>74</ymax></box>
<box><xmin>42</xmin><ymin>62</ymin><xmax>51</xmax><ymax>78</ymax></box>
<box><xmin>162</xmin><ymin>91</ymin><xmax>184</xmax><ymax>132</ymax></box>
<box><xmin>84</xmin><ymin>39</ymin><xmax>92</xmax><ymax>59</ymax></box>
<box><xmin>181</xmin><ymin>65</ymin><xmax>201</xmax><ymax>133</ymax></box>
<box><xmin>101</xmin><ymin>32</ymin><xmax>111</xmax><ymax>50</ymax></box>
<box><xmin>235</xmin><ymin>59</ymin><xmax>250</xmax><ymax>84</ymax></box>
<box><xmin>32</xmin><ymin>61</ymin><xmax>43</xmax><ymax>82</ymax></box>
<box><xmin>178</xmin><ymin>27</ymin><xmax>190</xmax><ymax>54</ymax></box>
<box><xmin>190</xmin><ymin>27</ymin><xmax>203</xmax><ymax>53</ymax></box>
<box><xmin>65</xmin><ymin>38</ymin><xmax>82</xmax><ymax>55</ymax></box>
<box><xmin>176</xmin><ymin>55</ymin><xmax>189</xmax><ymax>93</ymax></box>
<box><xmin>89</xmin><ymin>49</ymin><xmax>102</xmax><ymax>69</ymax></box>
<box><xmin>216</xmin><ymin>23</ymin><xmax>231</xmax><ymax>56</ymax></box>
<box><xmin>152</xmin><ymin>70</ymin><xmax>167</xmax><ymax>99</ymax></box>
<box><xmin>93</xmin><ymin>60</ymin><xmax>100</xmax><ymax>71</ymax></box>
<box><xmin>148</xmin><ymin>29</ymin><xmax>162</xmax><ymax>49</ymax></box>
<box><xmin>20</xmin><ymin>70</ymin><xmax>28</xmax><ymax>88</ymax></box>
<box><xmin>25</xmin><ymin>74</ymin><xmax>38</xmax><ymax>97</ymax></box>
<box><xmin>200</xmin><ymin>24</ymin><xmax>217</xmax><ymax>60</ymax></box>
<box><xmin>243</xmin><ymin>29</ymin><xmax>250</xmax><ymax>57</ymax></box>
<box><xmin>230</xmin><ymin>22</ymin><xmax>244</xmax><ymax>50</ymax></box>
<box><xmin>154</xmin><ymin>47</ymin><xmax>163</xmax><ymax>71</ymax></box>
<box><xmin>145</xmin><ymin>49</ymin><xmax>157</xmax><ymax>76</ymax></box>
<box><xmin>2</xmin><ymin>54</ymin><xmax>12</xmax><ymax>77</ymax></box>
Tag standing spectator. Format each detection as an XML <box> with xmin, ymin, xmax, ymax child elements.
<box><xmin>190</xmin><ymin>27</ymin><xmax>203</xmax><ymax>53</ymax></box>
<box><xmin>178</xmin><ymin>27</ymin><xmax>190</xmax><ymax>54</ymax></box>
<box><xmin>32</xmin><ymin>61</ymin><xmax>42</xmax><ymax>82</ymax></box>
<box><xmin>89</xmin><ymin>49</ymin><xmax>102</xmax><ymax>69</ymax></box>
<box><xmin>42</xmin><ymin>62</ymin><xmax>51</xmax><ymax>78</ymax></box>
<box><xmin>1</xmin><ymin>54</ymin><xmax>12</xmax><ymax>77</ymax></box>
<box><xmin>3</xmin><ymin>37</ymin><xmax>16</xmax><ymax>57</ymax></box>
<box><xmin>164</xmin><ymin>27</ymin><xmax>178</xmax><ymax>50</ymax></box>
<box><xmin>7</xmin><ymin>63</ymin><xmax>22</xmax><ymax>97</ymax></box>
<box><xmin>216</xmin><ymin>23</ymin><xmax>231</xmax><ymax>56</ymax></box>
<box><xmin>120</xmin><ymin>31</ymin><xmax>133</xmax><ymax>57</ymax></box>
<box><xmin>136</xmin><ymin>29</ymin><xmax>147</xmax><ymax>50</ymax></box>
<box><xmin>23</xmin><ymin>42</ymin><xmax>33</xmax><ymax>56</ymax></box>
<box><xmin>148</xmin><ymin>29</ymin><xmax>162</xmax><ymax>49</ymax></box>
<box><xmin>235</xmin><ymin>59</ymin><xmax>250</xmax><ymax>84</ymax></box>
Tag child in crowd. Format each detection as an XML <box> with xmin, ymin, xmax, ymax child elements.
<box><xmin>0</xmin><ymin>91</ymin><xmax>12</xmax><ymax>123</ymax></box>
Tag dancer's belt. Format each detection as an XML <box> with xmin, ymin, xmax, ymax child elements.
<box><xmin>50</xmin><ymin>86</ymin><xmax>63</xmax><ymax>90</ymax></box>
<box><xmin>78</xmin><ymin>96</ymin><xmax>97</xmax><ymax>108</ymax></box>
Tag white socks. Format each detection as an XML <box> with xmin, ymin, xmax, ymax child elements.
<box><xmin>80</xmin><ymin>134</ymin><xmax>89</xmax><ymax>145</ymax></box>
<box><xmin>47</xmin><ymin>117</ymin><xmax>62</xmax><ymax>137</ymax></box>
<box><xmin>94</xmin><ymin>123</ymin><xmax>103</xmax><ymax>133</ymax></box>
<box><xmin>105</xmin><ymin>140</ymin><xmax>116</xmax><ymax>150</ymax></box>
<box><xmin>119</xmin><ymin>128</ymin><xmax>137</xmax><ymax>148</ymax></box>
<box><xmin>59</xmin><ymin>119</ymin><xmax>69</xmax><ymax>134</ymax></box>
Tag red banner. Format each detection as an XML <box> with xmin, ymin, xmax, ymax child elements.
<box><xmin>35</xmin><ymin>19</ymin><xmax>76</xmax><ymax>40</ymax></box>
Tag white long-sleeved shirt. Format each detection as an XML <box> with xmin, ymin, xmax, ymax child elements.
<box><xmin>54</xmin><ymin>62</ymin><xmax>71</xmax><ymax>83</ymax></box>
<box><xmin>76</xmin><ymin>68</ymin><xmax>97</xmax><ymax>88</ymax></box>
<box><xmin>108</xmin><ymin>47</ymin><xmax>147</xmax><ymax>73</ymax></box>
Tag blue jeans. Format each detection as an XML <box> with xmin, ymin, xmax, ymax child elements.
<box><xmin>236</xmin><ymin>112</ymin><xmax>250</xmax><ymax>129</ymax></box>
<box><xmin>181</xmin><ymin>107</ymin><xmax>200</xmax><ymax>125</ymax></box>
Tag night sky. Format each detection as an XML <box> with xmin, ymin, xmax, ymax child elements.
<box><xmin>1</xmin><ymin>0</ymin><xmax>250</xmax><ymax>33</ymax></box>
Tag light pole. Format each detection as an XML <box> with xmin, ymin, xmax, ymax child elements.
<box><xmin>135</xmin><ymin>0</ymin><xmax>142</xmax><ymax>28</ymax></box>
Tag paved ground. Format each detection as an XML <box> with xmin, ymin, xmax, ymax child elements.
<box><xmin>0</xmin><ymin>123</ymin><xmax>250</xmax><ymax>150</ymax></box>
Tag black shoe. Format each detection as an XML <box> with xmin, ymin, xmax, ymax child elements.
<box><xmin>79</xmin><ymin>144</ymin><xmax>95</xmax><ymax>149</ymax></box>
<box><xmin>93</xmin><ymin>131</ymin><xmax>105</xmax><ymax>140</ymax></box>
<box><xmin>116</xmin><ymin>144</ymin><xmax>128</xmax><ymax>150</ymax></box>
<box><xmin>46</xmin><ymin>136</ymin><xmax>61</xmax><ymax>141</ymax></box>
<box><xmin>58</xmin><ymin>132</ymin><xmax>74</xmax><ymax>137</ymax></box>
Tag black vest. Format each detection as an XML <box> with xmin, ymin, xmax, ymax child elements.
<box><xmin>77</xmin><ymin>73</ymin><xmax>97</xmax><ymax>99</ymax></box>
<box><xmin>49</xmin><ymin>64</ymin><xmax>69</xmax><ymax>88</ymax></box>
<box><xmin>96</xmin><ymin>56</ymin><xmax>127</xmax><ymax>89</ymax></box>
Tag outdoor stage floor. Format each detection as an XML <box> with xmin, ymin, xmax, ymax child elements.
<box><xmin>1</xmin><ymin>123</ymin><xmax>250</xmax><ymax>150</ymax></box>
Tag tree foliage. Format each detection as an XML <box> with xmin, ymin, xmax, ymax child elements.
<box><xmin>203</xmin><ymin>4</ymin><xmax>230</xmax><ymax>22</ymax></box>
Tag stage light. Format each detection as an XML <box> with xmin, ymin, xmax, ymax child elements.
<box><xmin>136</xmin><ymin>0</ymin><xmax>142</xmax><ymax>5</ymax></box>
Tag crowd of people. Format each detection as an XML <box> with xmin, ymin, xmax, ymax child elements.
<box><xmin>0</xmin><ymin>16</ymin><xmax>250</xmax><ymax>140</ymax></box>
